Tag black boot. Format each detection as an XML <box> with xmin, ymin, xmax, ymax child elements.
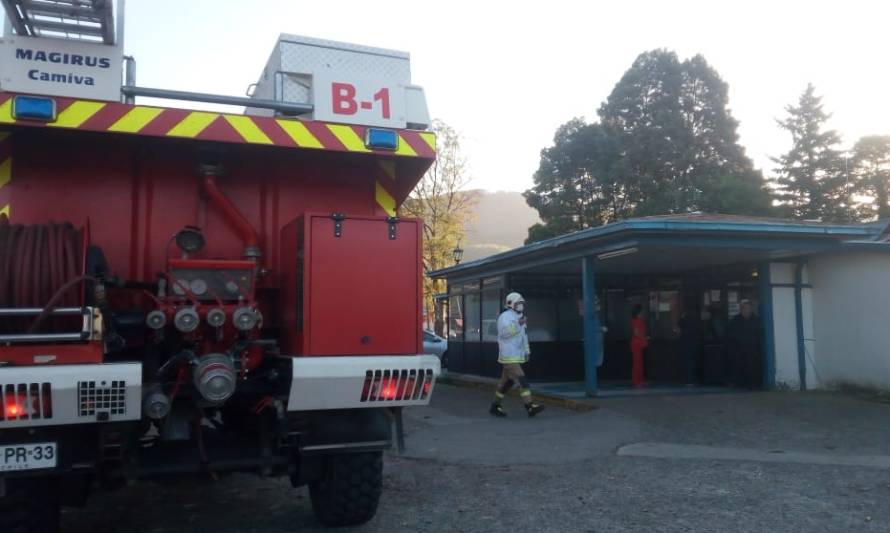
<box><xmin>525</xmin><ymin>403</ymin><xmax>545</xmax><ymax>418</ymax></box>
<box><xmin>489</xmin><ymin>403</ymin><xmax>507</xmax><ymax>417</ymax></box>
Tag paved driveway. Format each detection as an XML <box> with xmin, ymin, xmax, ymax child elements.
<box><xmin>64</xmin><ymin>385</ymin><xmax>890</xmax><ymax>532</ymax></box>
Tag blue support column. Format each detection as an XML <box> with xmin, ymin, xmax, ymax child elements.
<box><xmin>582</xmin><ymin>256</ymin><xmax>601</xmax><ymax>396</ymax></box>
<box><xmin>794</xmin><ymin>261</ymin><xmax>807</xmax><ymax>391</ymax></box>
<box><xmin>758</xmin><ymin>262</ymin><xmax>776</xmax><ymax>389</ymax></box>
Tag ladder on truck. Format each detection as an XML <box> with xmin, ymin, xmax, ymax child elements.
<box><xmin>1</xmin><ymin>0</ymin><xmax>115</xmax><ymax>44</ymax></box>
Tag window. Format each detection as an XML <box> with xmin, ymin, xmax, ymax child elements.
<box><xmin>481</xmin><ymin>289</ymin><xmax>501</xmax><ymax>342</ymax></box>
<box><xmin>464</xmin><ymin>292</ymin><xmax>482</xmax><ymax>343</ymax></box>
<box><xmin>651</xmin><ymin>290</ymin><xmax>680</xmax><ymax>339</ymax></box>
<box><xmin>448</xmin><ymin>295</ymin><xmax>463</xmax><ymax>341</ymax></box>
<box><xmin>605</xmin><ymin>289</ymin><xmax>632</xmax><ymax>339</ymax></box>
<box><xmin>525</xmin><ymin>293</ymin><xmax>557</xmax><ymax>342</ymax></box>
<box><xmin>557</xmin><ymin>288</ymin><xmax>583</xmax><ymax>341</ymax></box>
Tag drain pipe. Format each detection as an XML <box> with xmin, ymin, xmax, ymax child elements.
<box><xmin>200</xmin><ymin>170</ymin><xmax>261</xmax><ymax>261</ymax></box>
<box><xmin>794</xmin><ymin>261</ymin><xmax>807</xmax><ymax>391</ymax></box>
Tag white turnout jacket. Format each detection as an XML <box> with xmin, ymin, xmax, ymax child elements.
<box><xmin>497</xmin><ymin>308</ymin><xmax>530</xmax><ymax>364</ymax></box>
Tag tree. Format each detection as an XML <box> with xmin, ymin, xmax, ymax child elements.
<box><xmin>851</xmin><ymin>135</ymin><xmax>890</xmax><ymax>220</ymax></box>
<box><xmin>678</xmin><ymin>56</ymin><xmax>773</xmax><ymax>215</ymax></box>
<box><xmin>599</xmin><ymin>50</ymin><xmax>769</xmax><ymax>215</ymax></box>
<box><xmin>401</xmin><ymin>120</ymin><xmax>477</xmax><ymax>330</ymax></box>
<box><xmin>523</xmin><ymin>119</ymin><xmax>626</xmax><ymax>242</ymax></box>
<box><xmin>772</xmin><ymin>84</ymin><xmax>855</xmax><ymax>222</ymax></box>
<box><xmin>525</xmin><ymin>50</ymin><xmax>771</xmax><ymax>242</ymax></box>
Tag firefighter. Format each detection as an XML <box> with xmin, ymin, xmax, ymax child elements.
<box><xmin>490</xmin><ymin>292</ymin><xmax>545</xmax><ymax>417</ymax></box>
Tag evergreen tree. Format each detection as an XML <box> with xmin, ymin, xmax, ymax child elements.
<box><xmin>851</xmin><ymin>135</ymin><xmax>890</xmax><ymax>220</ymax></box>
<box><xmin>524</xmin><ymin>50</ymin><xmax>771</xmax><ymax>242</ymax></box>
<box><xmin>772</xmin><ymin>84</ymin><xmax>855</xmax><ymax>222</ymax></box>
<box><xmin>598</xmin><ymin>50</ymin><xmax>769</xmax><ymax>215</ymax></box>
<box><xmin>523</xmin><ymin>119</ymin><xmax>626</xmax><ymax>242</ymax></box>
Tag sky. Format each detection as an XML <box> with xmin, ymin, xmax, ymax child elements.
<box><xmin>115</xmin><ymin>0</ymin><xmax>890</xmax><ymax>192</ymax></box>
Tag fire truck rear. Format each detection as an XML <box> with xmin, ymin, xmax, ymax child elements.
<box><xmin>0</xmin><ymin>2</ymin><xmax>439</xmax><ymax>531</ymax></box>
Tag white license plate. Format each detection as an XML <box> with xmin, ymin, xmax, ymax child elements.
<box><xmin>0</xmin><ymin>442</ymin><xmax>57</xmax><ymax>471</ymax></box>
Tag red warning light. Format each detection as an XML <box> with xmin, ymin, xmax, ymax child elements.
<box><xmin>6</xmin><ymin>404</ymin><xmax>20</xmax><ymax>417</ymax></box>
<box><xmin>380</xmin><ymin>382</ymin><xmax>398</xmax><ymax>400</ymax></box>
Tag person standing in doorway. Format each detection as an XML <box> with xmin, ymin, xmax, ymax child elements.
<box><xmin>677</xmin><ymin>309</ymin><xmax>703</xmax><ymax>386</ymax></box>
<box><xmin>726</xmin><ymin>299</ymin><xmax>763</xmax><ymax>389</ymax></box>
<box><xmin>490</xmin><ymin>292</ymin><xmax>545</xmax><ymax>418</ymax></box>
<box><xmin>630</xmin><ymin>305</ymin><xmax>649</xmax><ymax>388</ymax></box>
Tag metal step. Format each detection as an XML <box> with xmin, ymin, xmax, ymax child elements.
<box><xmin>1</xmin><ymin>0</ymin><xmax>114</xmax><ymax>44</ymax></box>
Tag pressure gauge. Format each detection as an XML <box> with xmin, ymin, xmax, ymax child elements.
<box><xmin>172</xmin><ymin>279</ymin><xmax>188</xmax><ymax>296</ymax></box>
<box><xmin>225</xmin><ymin>280</ymin><xmax>240</xmax><ymax>294</ymax></box>
<box><xmin>190</xmin><ymin>278</ymin><xmax>208</xmax><ymax>296</ymax></box>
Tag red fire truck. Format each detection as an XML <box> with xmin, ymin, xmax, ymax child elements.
<box><xmin>0</xmin><ymin>2</ymin><xmax>439</xmax><ymax>531</ymax></box>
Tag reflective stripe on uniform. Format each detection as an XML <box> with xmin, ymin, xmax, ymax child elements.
<box><xmin>494</xmin><ymin>391</ymin><xmax>505</xmax><ymax>399</ymax></box>
<box><xmin>520</xmin><ymin>389</ymin><xmax>532</xmax><ymax>398</ymax></box>
<box><xmin>497</xmin><ymin>356</ymin><xmax>528</xmax><ymax>364</ymax></box>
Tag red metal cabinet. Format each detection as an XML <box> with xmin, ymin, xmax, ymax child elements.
<box><xmin>280</xmin><ymin>213</ymin><xmax>422</xmax><ymax>356</ymax></box>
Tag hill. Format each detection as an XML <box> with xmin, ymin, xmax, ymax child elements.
<box><xmin>462</xmin><ymin>190</ymin><xmax>541</xmax><ymax>262</ymax></box>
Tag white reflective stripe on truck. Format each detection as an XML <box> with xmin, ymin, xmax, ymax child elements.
<box><xmin>287</xmin><ymin>355</ymin><xmax>440</xmax><ymax>411</ymax></box>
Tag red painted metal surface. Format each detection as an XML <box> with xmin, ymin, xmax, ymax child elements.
<box><xmin>280</xmin><ymin>214</ymin><xmax>422</xmax><ymax>356</ymax></box>
<box><xmin>3</xmin><ymin>109</ymin><xmax>430</xmax><ymax>362</ymax></box>
<box><xmin>0</xmin><ymin>342</ymin><xmax>103</xmax><ymax>365</ymax></box>
<box><xmin>6</xmin><ymin>128</ymin><xmax>429</xmax><ymax>284</ymax></box>
<box><xmin>201</xmin><ymin>174</ymin><xmax>260</xmax><ymax>254</ymax></box>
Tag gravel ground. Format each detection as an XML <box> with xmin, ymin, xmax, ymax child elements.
<box><xmin>62</xmin><ymin>385</ymin><xmax>890</xmax><ymax>532</ymax></box>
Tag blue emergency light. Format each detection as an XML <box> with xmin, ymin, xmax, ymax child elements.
<box><xmin>12</xmin><ymin>95</ymin><xmax>57</xmax><ymax>122</ymax></box>
<box><xmin>364</xmin><ymin>128</ymin><xmax>399</xmax><ymax>151</ymax></box>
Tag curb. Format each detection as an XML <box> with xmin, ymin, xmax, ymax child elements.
<box><xmin>437</xmin><ymin>373</ymin><xmax>598</xmax><ymax>412</ymax></box>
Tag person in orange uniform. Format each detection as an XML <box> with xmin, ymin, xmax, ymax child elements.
<box><xmin>630</xmin><ymin>305</ymin><xmax>649</xmax><ymax>387</ymax></box>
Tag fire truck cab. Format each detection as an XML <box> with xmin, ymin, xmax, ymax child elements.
<box><xmin>0</xmin><ymin>2</ymin><xmax>439</xmax><ymax>531</ymax></box>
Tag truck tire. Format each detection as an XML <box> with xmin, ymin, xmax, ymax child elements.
<box><xmin>309</xmin><ymin>451</ymin><xmax>383</xmax><ymax>527</ymax></box>
<box><xmin>0</xmin><ymin>479</ymin><xmax>60</xmax><ymax>533</ymax></box>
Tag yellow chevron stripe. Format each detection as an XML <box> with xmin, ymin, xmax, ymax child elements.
<box><xmin>0</xmin><ymin>100</ymin><xmax>12</xmax><ymax>124</ymax></box>
<box><xmin>108</xmin><ymin>106</ymin><xmax>164</xmax><ymax>133</ymax></box>
<box><xmin>0</xmin><ymin>157</ymin><xmax>11</xmax><ymax>189</ymax></box>
<box><xmin>223</xmin><ymin>115</ymin><xmax>273</xmax><ymax>144</ymax></box>
<box><xmin>375</xmin><ymin>181</ymin><xmax>397</xmax><ymax>217</ymax></box>
<box><xmin>419</xmin><ymin>132</ymin><xmax>436</xmax><ymax>151</ymax></box>
<box><xmin>276</xmin><ymin>119</ymin><xmax>323</xmax><ymax>148</ymax></box>
<box><xmin>48</xmin><ymin>101</ymin><xmax>105</xmax><ymax>128</ymax></box>
<box><xmin>378</xmin><ymin>159</ymin><xmax>396</xmax><ymax>180</ymax></box>
<box><xmin>395</xmin><ymin>134</ymin><xmax>417</xmax><ymax>157</ymax></box>
<box><xmin>0</xmin><ymin>204</ymin><xmax>8</xmax><ymax>218</ymax></box>
<box><xmin>166</xmin><ymin>111</ymin><xmax>218</xmax><ymax>138</ymax></box>
<box><xmin>327</xmin><ymin>124</ymin><xmax>370</xmax><ymax>153</ymax></box>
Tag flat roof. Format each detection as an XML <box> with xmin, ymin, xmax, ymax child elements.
<box><xmin>432</xmin><ymin>214</ymin><xmax>890</xmax><ymax>280</ymax></box>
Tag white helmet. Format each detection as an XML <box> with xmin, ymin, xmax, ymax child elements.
<box><xmin>505</xmin><ymin>292</ymin><xmax>525</xmax><ymax>310</ymax></box>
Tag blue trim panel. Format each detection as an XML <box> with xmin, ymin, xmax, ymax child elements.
<box><xmin>431</xmin><ymin>218</ymin><xmax>878</xmax><ymax>279</ymax></box>
<box><xmin>581</xmin><ymin>256</ymin><xmax>600</xmax><ymax>396</ymax></box>
<box><xmin>794</xmin><ymin>262</ymin><xmax>807</xmax><ymax>391</ymax></box>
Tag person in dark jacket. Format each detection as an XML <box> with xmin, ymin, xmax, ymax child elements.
<box><xmin>725</xmin><ymin>300</ymin><xmax>762</xmax><ymax>389</ymax></box>
<box><xmin>676</xmin><ymin>310</ymin><xmax>703</xmax><ymax>386</ymax></box>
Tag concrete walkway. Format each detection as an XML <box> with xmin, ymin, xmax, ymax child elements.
<box><xmin>441</xmin><ymin>370</ymin><xmax>735</xmax><ymax>403</ymax></box>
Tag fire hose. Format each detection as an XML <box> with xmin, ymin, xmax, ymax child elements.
<box><xmin>0</xmin><ymin>219</ymin><xmax>87</xmax><ymax>332</ymax></box>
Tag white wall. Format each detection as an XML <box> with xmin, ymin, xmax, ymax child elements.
<box><xmin>809</xmin><ymin>252</ymin><xmax>890</xmax><ymax>391</ymax></box>
<box><xmin>769</xmin><ymin>263</ymin><xmax>818</xmax><ymax>390</ymax></box>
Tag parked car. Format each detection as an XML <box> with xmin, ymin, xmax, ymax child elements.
<box><xmin>423</xmin><ymin>329</ymin><xmax>448</xmax><ymax>366</ymax></box>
